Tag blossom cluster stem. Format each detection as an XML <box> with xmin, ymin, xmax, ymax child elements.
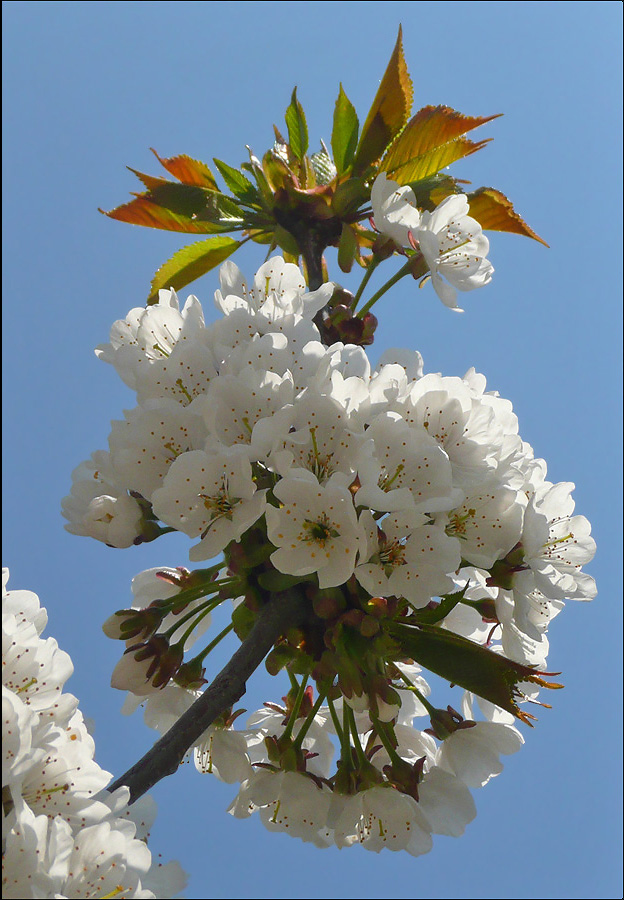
<box><xmin>357</xmin><ymin>256</ymin><xmax>417</xmax><ymax>318</ymax></box>
<box><xmin>397</xmin><ymin>670</ymin><xmax>437</xmax><ymax>716</ymax></box>
<box><xmin>299</xmin><ymin>232</ymin><xmax>326</xmax><ymax>292</ymax></box>
<box><xmin>108</xmin><ymin>589</ymin><xmax>307</xmax><ymax>803</ymax></box>
<box><xmin>371</xmin><ymin>716</ymin><xmax>403</xmax><ymax>767</ymax></box>
<box><xmin>178</xmin><ymin>608</ymin><xmax>228</xmax><ymax>653</ymax></box>
<box><xmin>281</xmin><ymin>673</ymin><xmax>309</xmax><ymax>742</ymax></box>
<box><xmin>292</xmin><ymin>688</ymin><xmax>327</xmax><ymax>751</ymax></box>
<box><xmin>162</xmin><ymin>594</ymin><xmax>225</xmax><ymax>641</ymax></box>
<box><xmin>327</xmin><ymin>696</ymin><xmax>347</xmax><ymax>752</ymax></box>
<box><xmin>345</xmin><ymin>704</ymin><xmax>368</xmax><ymax>768</ymax></box>
<box><xmin>350</xmin><ymin>256</ymin><xmax>381</xmax><ymax>311</ymax></box>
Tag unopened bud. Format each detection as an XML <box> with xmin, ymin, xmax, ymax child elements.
<box><xmin>311</xmin><ymin>586</ymin><xmax>347</xmax><ymax>620</ymax></box>
<box><xmin>359</xmin><ymin>615</ymin><xmax>380</xmax><ymax>638</ymax></box>
<box><xmin>151</xmin><ymin>642</ymin><xmax>184</xmax><ymax>688</ymax></box>
<box><xmin>426</xmin><ymin>705</ymin><xmax>476</xmax><ymax>740</ymax></box>
<box><xmin>383</xmin><ymin>755</ymin><xmax>426</xmax><ymax>802</ymax></box>
<box><xmin>310</xmin><ymin>149</ymin><xmax>337</xmax><ymax>185</ymax></box>
<box><xmin>174</xmin><ymin>657</ymin><xmax>207</xmax><ymax>689</ymax></box>
<box><xmin>365</xmin><ymin>596</ymin><xmax>390</xmax><ymax>619</ymax></box>
<box><xmin>111</xmin><ymin>635</ymin><xmax>168</xmax><ymax>695</ymax></box>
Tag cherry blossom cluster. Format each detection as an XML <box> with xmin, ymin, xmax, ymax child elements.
<box><xmin>2</xmin><ymin>570</ymin><xmax>186</xmax><ymax>898</ymax></box>
<box><xmin>61</xmin><ymin>250</ymin><xmax>595</xmax><ymax>854</ymax></box>
<box><xmin>123</xmin><ymin>658</ymin><xmax>527</xmax><ymax>854</ymax></box>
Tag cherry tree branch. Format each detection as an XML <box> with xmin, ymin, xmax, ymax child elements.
<box><xmin>108</xmin><ymin>590</ymin><xmax>307</xmax><ymax>804</ymax></box>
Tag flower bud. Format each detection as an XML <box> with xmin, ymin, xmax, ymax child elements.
<box><xmin>383</xmin><ymin>755</ymin><xmax>426</xmax><ymax>802</ymax></box>
<box><xmin>102</xmin><ymin>606</ymin><xmax>164</xmax><ymax>641</ymax></box>
<box><xmin>310</xmin><ymin>585</ymin><xmax>347</xmax><ymax>620</ymax></box>
<box><xmin>111</xmin><ymin>637</ymin><xmax>166</xmax><ymax>695</ymax></box>
<box><xmin>110</xmin><ymin>634</ymin><xmax>182</xmax><ymax>694</ymax></box>
<box><xmin>426</xmin><ymin>705</ymin><xmax>476</xmax><ymax>741</ymax></box>
<box><xmin>174</xmin><ymin>657</ymin><xmax>207</xmax><ymax>689</ymax></box>
<box><xmin>151</xmin><ymin>641</ymin><xmax>184</xmax><ymax>688</ymax></box>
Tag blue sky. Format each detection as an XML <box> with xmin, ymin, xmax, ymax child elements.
<box><xmin>2</xmin><ymin>2</ymin><xmax>622</xmax><ymax>898</ymax></box>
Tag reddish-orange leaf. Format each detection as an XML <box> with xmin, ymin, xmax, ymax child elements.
<box><xmin>99</xmin><ymin>196</ymin><xmax>224</xmax><ymax>234</ymax></box>
<box><xmin>151</xmin><ymin>148</ymin><xmax>218</xmax><ymax>189</ymax></box>
<box><xmin>388</xmin><ymin>137</ymin><xmax>492</xmax><ymax>186</ymax></box>
<box><xmin>382</xmin><ymin>105</ymin><xmax>501</xmax><ymax>175</ymax></box>
<box><xmin>126</xmin><ymin>167</ymin><xmax>170</xmax><ymax>192</ymax></box>
<box><xmin>468</xmin><ymin>187</ymin><xmax>549</xmax><ymax>247</ymax></box>
<box><xmin>352</xmin><ymin>26</ymin><xmax>413</xmax><ymax>174</ymax></box>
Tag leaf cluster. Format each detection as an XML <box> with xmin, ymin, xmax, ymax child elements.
<box><xmin>101</xmin><ymin>27</ymin><xmax>545</xmax><ymax>303</ymax></box>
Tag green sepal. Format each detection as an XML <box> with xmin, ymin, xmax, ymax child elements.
<box><xmin>338</xmin><ymin>223</ymin><xmax>358</xmax><ymax>273</ymax></box>
<box><xmin>265</xmin><ymin>641</ymin><xmax>295</xmax><ymax>676</ymax></box>
<box><xmin>257</xmin><ymin>570</ymin><xmax>303</xmax><ymax>592</ymax></box>
<box><xmin>231</xmin><ymin>602</ymin><xmax>256</xmax><ymax>642</ymax></box>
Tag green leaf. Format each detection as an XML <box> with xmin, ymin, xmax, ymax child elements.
<box><xmin>467</xmin><ymin>187</ymin><xmax>549</xmax><ymax>246</ymax></box>
<box><xmin>338</xmin><ymin>223</ymin><xmax>358</xmax><ymax>273</ymax></box>
<box><xmin>411</xmin><ymin>588</ymin><xmax>466</xmax><ymax>625</ymax></box>
<box><xmin>242</xmin><ymin>155</ymin><xmax>274</xmax><ymax>208</ymax></box>
<box><xmin>150</xmin><ymin>149</ymin><xmax>218</xmax><ymax>189</ymax></box>
<box><xmin>390</xmin><ymin>136</ymin><xmax>490</xmax><ymax>185</ymax></box>
<box><xmin>272</xmin><ymin>225</ymin><xmax>301</xmax><ymax>258</ymax></box>
<box><xmin>353</xmin><ymin>26</ymin><xmax>413</xmax><ymax>174</ymax></box>
<box><xmin>247</xmin><ymin>229</ymin><xmax>274</xmax><ymax>246</ymax></box>
<box><xmin>213</xmin><ymin>158</ymin><xmax>259</xmax><ymax>205</ymax></box>
<box><xmin>145</xmin><ymin>182</ymin><xmax>210</xmax><ymax>217</ymax></box>
<box><xmin>285</xmin><ymin>87</ymin><xmax>309</xmax><ymax>161</ymax></box>
<box><xmin>147</xmin><ymin>236</ymin><xmax>241</xmax><ymax>304</ymax></box>
<box><xmin>332</xmin><ymin>84</ymin><xmax>359</xmax><ymax>174</ymax></box>
<box><xmin>195</xmin><ymin>190</ymin><xmax>247</xmax><ymax>226</ymax></box>
<box><xmin>262</xmin><ymin>149</ymin><xmax>292</xmax><ymax>192</ymax></box>
<box><xmin>386</xmin><ymin>620</ymin><xmax>562</xmax><ymax>724</ymax></box>
<box><xmin>331</xmin><ymin>177</ymin><xmax>369</xmax><ymax>218</ymax></box>
<box><xmin>381</xmin><ymin>106</ymin><xmax>501</xmax><ymax>183</ymax></box>
<box><xmin>406</xmin><ymin>174</ymin><xmax>463</xmax><ymax>210</ymax></box>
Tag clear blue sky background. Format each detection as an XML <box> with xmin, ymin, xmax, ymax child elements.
<box><xmin>3</xmin><ymin>2</ymin><xmax>622</xmax><ymax>898</ymax></box>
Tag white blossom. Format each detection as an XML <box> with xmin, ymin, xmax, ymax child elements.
<box><xmin>415</xmin><ymin>194</ymin><xmax>494</xmax><ymax>309</ymax></box>
<box><xmin>61</xmin><ymin>451</ymin><xmax>146</xmax><ymax>548</ymax></box>
<box><xmin>266</xmin><ymin>472</ymin><xmax>366</xmax><ymax>588</ymax></box>
<box><xmin>371</xmin><ymin>173</ymin><xmax>422</xmax><ymax>248</ymax></box>
<box><xmin>2</xmin><ymin>570</ymin><xmax>186</xmax><ymax>897</ymax></box>
<box><xmin>152</xmin><ymin>446</ymin><xmax>267</xmax><ymax>561</ymax></box>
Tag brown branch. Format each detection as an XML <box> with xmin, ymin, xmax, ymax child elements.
<box><xmin>108</xmin><ymin>590</ymin><xmax>307</xmax><ymax>804</ymax></box>
<box><xmin>299</xmin><ymin>229</ymin><xmax>325</xmax><ymax>291</ymax></box>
